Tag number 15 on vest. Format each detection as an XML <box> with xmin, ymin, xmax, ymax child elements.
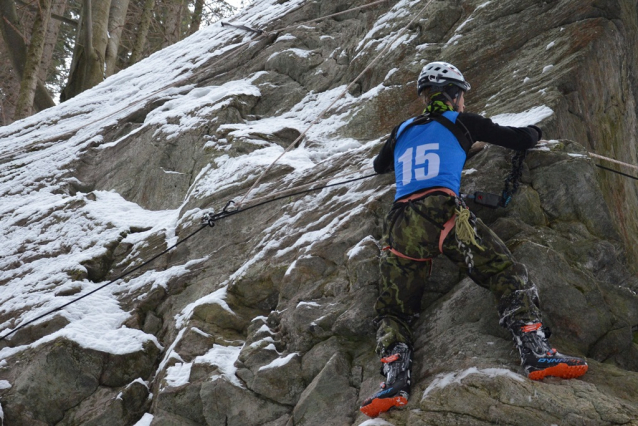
<box><xmin>398</xmin><ymin>143</ymin><xmax>441</xmax><ymax>185</ymax></box>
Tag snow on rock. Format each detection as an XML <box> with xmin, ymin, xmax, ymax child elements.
<box><xmin>164</xmin><ymin>362</ymin><xmax>192</xmax><ymax>388</ymax></box>
<box><xmin>490</xmin><ymin>106</ymin><xmax>553</xmax><ymax>127</ymax></box>
<box><xmin>195</xmin><ymin>344</ymin><xmax>243</xmax><ymax>387</ymax></box>
<box><xmin>421</xmin><ymin>367</ymin><xmax>525</xmax><ymax>400</ymax></box>
<box><xmin>257</xmin><ymin>352</ymin><xmax>298</xmax><ymax>371</ymax></box>
<box><xmin>359</xmin><ymin>419</ymin><xmax>396</xmax><ymax>426</ymax></box>
<box><xmin>132</xmin><ymin>413</ymin><xmax>154</xmax><ymax>426</ymax></box>
<box><xmin>1</xmin><ymin>0</ymin><xmax>638</xmax><ymax>424</ymax></box>
<box><xmin>346</xmin><ymin>235</ymin><xmax>377</xmax><ymax>260</ymax></box>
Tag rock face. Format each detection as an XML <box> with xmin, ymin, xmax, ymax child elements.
<box><xmin>1</xmin><ymin>0</ymin><xmax>638</xmax><ymax>425</ymax></box>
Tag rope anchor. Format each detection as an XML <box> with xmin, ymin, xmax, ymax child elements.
<box><xmin>202</xmin><ymin>200</ymin><xmax>236</xmax><ymax>227</ymax></box>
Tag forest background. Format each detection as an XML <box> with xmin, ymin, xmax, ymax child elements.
<box><xmin>0</xmin><ymin>0</ymin><xmax>247</xmax><ymax>125</ymax></box>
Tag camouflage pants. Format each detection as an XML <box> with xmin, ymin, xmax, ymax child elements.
<box><xmin>374</xmin><ymin>193</ymin><xmax>541</xmax><ymax>356</ymax></box>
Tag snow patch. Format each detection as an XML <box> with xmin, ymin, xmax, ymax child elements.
<box><xmin>384</xmin><ymin>68</ymin><xmax>399</xmax><ymax>81</ymax></box>
<box><xmin>176</xmin><ymin>286</ymin><xmax>234</xmax><ymax>329</ymax></box>
<box><xmin>164</xmin><ymin>362</ymin><xmax>192</xmax><ymax>388</ymax></box>
<box><xmin>446</xmin><ymin>34</ymin><xmax>463</xmax><ymax>46</ymax></box>
<box><xmin>490</xmin><ymin>106</ymin><xmax>553</xmax><ymax>127</ymax></box>
<box><xmin>275</xmin><ymin>33</ymin><xmax>297</xmax><ymax>42</ymax></box>
<box><xmin>268</xmin><ymin>48</ymin><xmax>314</xmax><ymax>61</ymax></box>
<box><xmin>421</xmin><ymin>367</ymin><xmax>524</xmax><ymax>400</ymax></box>
<box><xmin>195</xmin><ymin>344</ymin><xmax>243</xmax><ymax>388</ymax></box>
<box><xmin>297</xmin><ymin>301</ymin><xmax>321</xmax><ymax>308</ymax></box>
<box><xmin>133</xmin><ymin>413</ymin><xmax>154</xmax><ymax>426</ymax></box>
<box><xmin>359</xmin><ymin>419</ymin><xmax>396</xmax><ymax>426</ymax></box>
<box><xmin>258</xmin><ymin>353</ymin><xmax>298</xmax><ymax>371</ymax></box>
<box><xmin>346</xmin><ymin>235</ymin><xmax>377</xmax><ymax>260</ymax></box>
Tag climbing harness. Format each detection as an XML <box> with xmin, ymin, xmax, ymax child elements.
<box><xmin>0</xmin><ymin>0</ymin><xmax>434</xmax><ymax>341</ymax></box>
<box><xmin>383</xmin><ymin>186</ymin><xmax>483</xmax><ymax>274</ymax></box>
<box><xmin>467</xmin><ymin>150</ymin><xmax>527</xmax><ymax>208</ymax></box>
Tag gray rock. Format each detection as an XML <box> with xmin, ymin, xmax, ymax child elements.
<box><xmin>3</xmin><ymin>1</ymin><xmax>638</xmax><ymax>425</ymax></box>
<box><xmin>1</xmin><ymin>339</ymin><xmax>103</xmax><ymax>425</ymax></box>
<box><xmin>293</xmin><ymin>352</ymin><xmax>358</xmax><ymax>426</ymax></box>
<box><xmin>58</xmin><ymin>380</ymin><xmax>150</xmax><ymax>426</ymax></box>
<box><xmin>201</xmin><ymin>377</ymin><xmax>289</xmax><ymax>426</ymax></box>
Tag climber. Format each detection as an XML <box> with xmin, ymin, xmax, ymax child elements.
<box><xmin>360</xmin><ymin>61</ymin><xmax>588</xmax><ymax>418</ymax></box>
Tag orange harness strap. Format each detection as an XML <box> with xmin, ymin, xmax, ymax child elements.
<box><xmin>439</xmin><ymin>215</ymin><xmax>456</xmax><ymax>253</ymax></box>
<box><xmin>382</xmin><ymin>246</ymin><xmax>432</xmax><ymax>262</ymax></box>
<box><xmin>394</xmin><ymin>187</ymin><xmax>459</xmax><ymax>254</ymax></box>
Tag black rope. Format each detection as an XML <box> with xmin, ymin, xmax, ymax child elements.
<box><xmin>0</xmin><ymin>224</ymin><xmax>208</xmax><ymax>341</ymax></box>
<box><xmin>595</xmin><ymin>164</ymin><xmax>638</xmax><ymax>181</ymax></box>
<box><xmin>501</xmin><ymin>150</ymin><xmax>527</xmax><ymax>207</ymax></box>
<box><xmin>204</xmin><ymin>173</ymin><xmax>379</xmax><ymax>225</ymax></box>
<box><xmin>0</xmin><ymin>172</ymin><xmax>379</xmax><ymax>342</ymax></box>
<box><xmin>468</xmin><ymin>150</ymin><xmax>527</xmax><ymax>209</ymax></box>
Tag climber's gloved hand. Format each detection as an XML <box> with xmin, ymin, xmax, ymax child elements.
<box><xmin>527</xmin><ymin>125</ymin><xmax>543</xmax><ymax>145</ymax></box>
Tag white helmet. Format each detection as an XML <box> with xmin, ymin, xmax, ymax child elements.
<box><xmin>417</xmin><ymin>61</ymin><xmax>471</xmax><ymax>95</ymax></box>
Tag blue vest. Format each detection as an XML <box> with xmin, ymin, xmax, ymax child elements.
<box><xmin>393</xmin><ymin>111</ymin><xmax>466</xmax><ymax>200</ymax></box>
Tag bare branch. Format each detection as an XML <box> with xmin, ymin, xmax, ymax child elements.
<box><xmin>15</xmin><ymin>0</ymin><xmax>77</xmax><ymax>26</ymax></box>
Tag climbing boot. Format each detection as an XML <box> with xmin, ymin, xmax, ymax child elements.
<box><xmin>510</xmin><ymin>322</ymin><xmax>588</xmax><ymax>380</ymax></box>
<box><xmin>360</xmin><ymin>343</ymin><xmax>412</xmax><ymax>417</ymax></box>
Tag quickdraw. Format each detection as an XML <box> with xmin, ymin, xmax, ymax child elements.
<box><xmin>202</xmin><ymin>200</ymin><xmax>236</xmax><ymax>227</ymax></box>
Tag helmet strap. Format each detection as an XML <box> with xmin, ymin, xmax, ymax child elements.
<box><xmin>442</xmin><ymin>92</ymin><xmax>460</xmax><ymax>112</ymax></box>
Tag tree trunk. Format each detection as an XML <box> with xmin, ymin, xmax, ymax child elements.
<box><xmin>14</xmin><ymin>0</ymin><xmax>52</xmax><ymax>119</ymax></box>
<box><xmin>38</xmin><ymin>0</ymin><xmax>68</xmax><ymax>87</ymax></box>
<box><xmin>0</xmin><ymin>0</ymin><xmax>55</xmax><ymax>112</ymax></box>
<box><xmin>189</xmin><ymin>0</ymin><xmax>204</xmax><ymax>35</ymax></box>
<box><xmin>61</xmin><ymin>0</ymin><xmax>113</xmax><ymax>101</ymax></box>
<box><xmin>105</xmin><ymin>0</ymin><xmax>129</xmax><ymax>77</ymax></box>
<box><xmin>129</xmin><ymin>0</ymin><xmax>154</xmax><ymax>65</ymax></box>
<box><xmin>162</xmin><ymin>0</ymin><xmax>184</xmax><ymax>47</ymax></box>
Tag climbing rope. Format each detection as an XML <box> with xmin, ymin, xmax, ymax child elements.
<box><xmin>237</xmin><ymin>0</ymin><xmax>436</xmax><ymax>207</ymax></box>
<box><xmin>588</xmin><ymin>151</ymin><xmax>638</xmax><ymax>172</ymax></box>
<box><xmin>469</xmin><ymin>145</ymin><xmax>638</xmax><ymax>209</ymax></box>
<box><xmin>273</xmin><ymin>0</ymin><xmax>391</xmax><ymax>32</ymax></box>
<box><xmin>588</xmin><ymin>151</ymin><xmax>638</xmax><ymax>181</ymax></box>
<box><xmin>0</xmin><ymin>0</ymin><xmax>395</xmax><ymax>163</ymax></box>
<box><xmin>454</xmin><ymin>208</ymin><xmax>485</xmax><ymax>251</ymax></box>
<box><xmin>595</xmin><ymin>164</ymin><xmax>638</xmax><ymax>181</ymax></box>
<box><xmin>467</xmin><ymin>150</ymin><xmax>528</xmax><ymax>209</ymax></box>
<box><xmin>0</xmin><ymin>223</ymin><xmax>208</xmax><ymax>342</ymax></box>
<box><xmin>0</xmin><ymin>171</ymin><xmax>379</xmax><ymax>342</ymax></box>
<box><xmin>501</xmin><ymin>150</ymin><xmax>527</xmax><ymax>207</ymax></box>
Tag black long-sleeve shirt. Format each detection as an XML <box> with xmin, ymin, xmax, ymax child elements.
<box><xmin>373</xmin><ymin>112</ymin><xmax>541</xmax><ymax>174</ymax></box>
